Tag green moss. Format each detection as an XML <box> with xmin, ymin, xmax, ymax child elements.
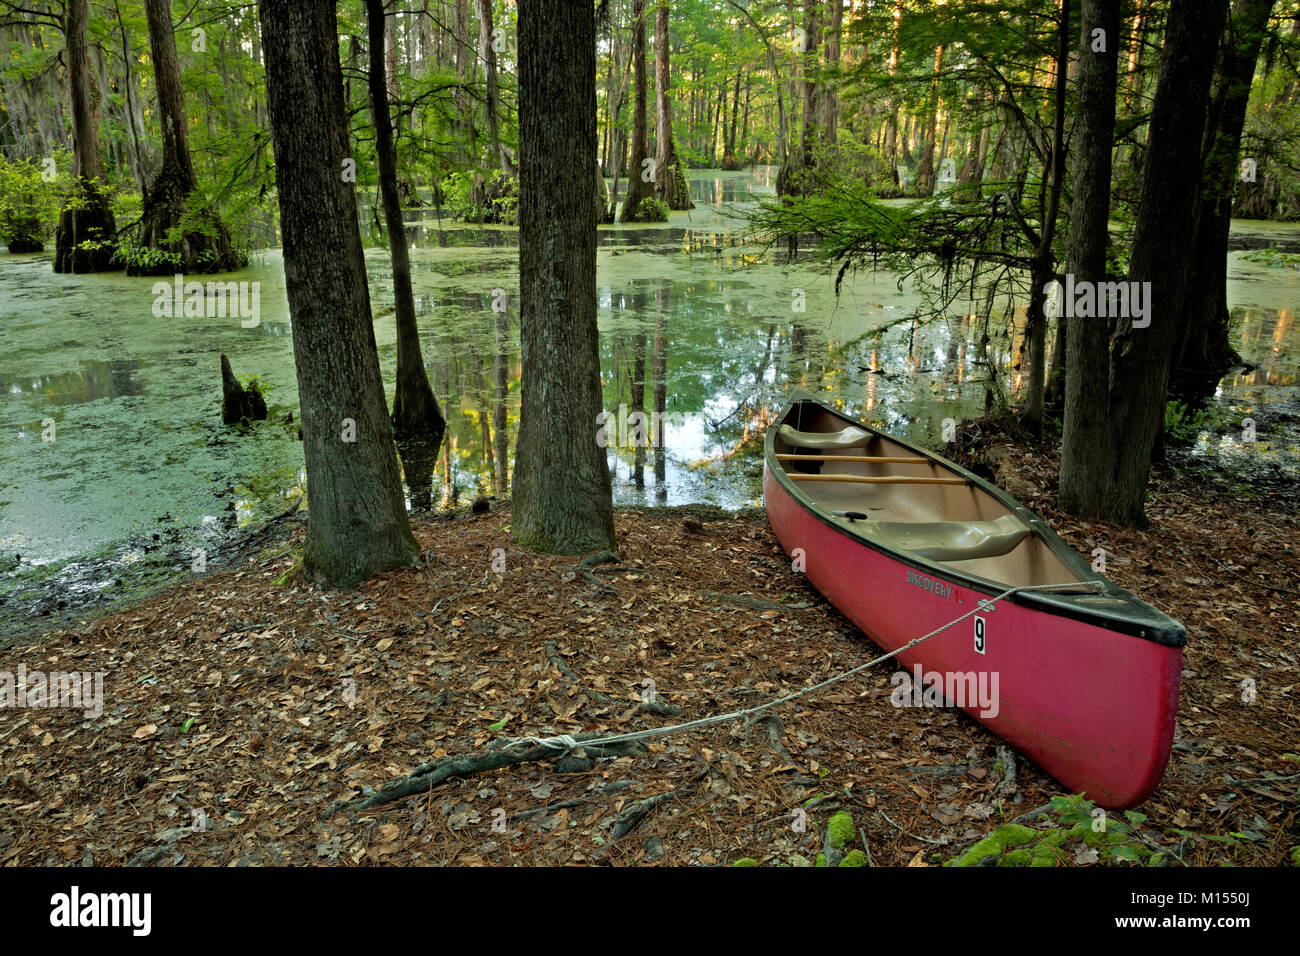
<box><xmin>827</xmin><ymin>811</ymin><xmax>856</xmax><ymax>850</ymax></box>
<box><xmin>1001</xmin><ymin>848</ymin><xmax>1032</xmax><ymax>866</ymax></box>
<box><xmin>839</xmin><ymin>849</ymin><xmax>867</xmax><ymax>867</ymax></box>
<box><xmin>947</xmin><ymin>836</ymin><xmax>999</xmax><ymax>867</ymax></box>
<box><xmin>1037</xmin><ymin>830</ymin><xmax>1069</xmax><ymax>849</ymax></box>
<box><xmin>1030</xmin><ymin>842</ymin><xmax>1062</xmax><ymax>867</ymax></box>
<box><xmin>815</xmin><ymin>852</ymin><xmax>826</xmax><ymax>867</ymax></box>
<box><xmin>947</xmin><ymin>824</ymin><xmax>1039</xmax><ymax>867</ymax></box>
<box><xmin>731</xmin><ymin>857</ymin><xmax>759</xmax><ymax>867</ymax></box>
<box><xmin>272</xmin><ymin>558</ymin><xmax>303</xmax><ymax>587</ymax></box>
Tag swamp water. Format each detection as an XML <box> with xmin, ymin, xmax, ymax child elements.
<box><xmin>1</xmin><ymin>167</ymin><xmax>1297</xmax><ymax>637</ymax></box>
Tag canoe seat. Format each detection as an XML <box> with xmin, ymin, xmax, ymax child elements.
<box><xmin>871</xmin><ymin>514</ymin><xmax>1030</xmax><ymax>561</ymax></box>
<box><xmin>779</xmin><ymin>423</ymin><xmax>871</xmax><ymax>450</ymax></box>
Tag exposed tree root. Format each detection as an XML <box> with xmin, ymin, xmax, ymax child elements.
<box><xmin>701</xmin><ymin>591</ymin><xmax>810</xmax><ymax>612</ymax></box>
<box><xmin>609</xmin><ymin>761</ymin><xmax>712</xmax><ymax>841</ymax></box>
<box><xmin>335</xmin><ymin>731</ymin><xmax>645</xmax><ymax>814</ymax></box>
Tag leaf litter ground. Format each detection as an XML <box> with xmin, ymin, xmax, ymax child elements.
<box><xmin>1</xmin><ymin>459</ymin><xmax>1296</xmax><ymax>867</ymax></box>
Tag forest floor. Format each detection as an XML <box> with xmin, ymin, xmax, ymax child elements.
<box><xmin>1</xmin><ymin>439</ymin><xmax>1297</xmax><ymax>867</ymax></box>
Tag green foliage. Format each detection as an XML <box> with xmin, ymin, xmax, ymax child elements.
<box><xmin>114</xmin><ymin>245</ymin><xmax>183</xmax><ymax>272</ymax></box>
<box><xmin>944</xmin><ymin>794</ymin><xmax>1223</xmax><ymax>868</ymax></box>
<box><xmin>239</xmin><ymin>374</ymin><xmax>270</xmax><ymax>403</ymax></box>
<box><xmin>438</xmin><ymin>170</ymin><xmax>475</xmax><ymax>215</ymax></box>
<box><xmin>436</xmin><ymin>170</ymin><xmax>518</xmax><ymax>224</ymax></box>
<box><xmin>1240</xmin><ymin>247</ymin><xmax>1300</xmax><ymax>269</ymax></box>
<box><xmin>621</xmin><ymin>196</ymin><xmax>670</xmax><ymax>222</ymax></box>
<box><xmin>1165</xmin><ymin>399</ymin><xmax>1210</xmax><ymax>446</ymax></box>
<box><xmin>1239</xmin><ymin>61</ymin><xmax>1300</xmax><ymax>221</ymax></box>
<box><xmin>0</xmin><ymin>152</ymin><xmax>65</xmax><ymax>250</ymax></box>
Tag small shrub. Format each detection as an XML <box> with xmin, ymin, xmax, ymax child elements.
<box><xmin>0</xmin><ymin>153</ymin><xmax>63</xmax><ymax>252</ymax></box>
<box><xmin>621</xmin><ymin>196</ymin><xmax>669</xmax><ymax>222</ymax></box>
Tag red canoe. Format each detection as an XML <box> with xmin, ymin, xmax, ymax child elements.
<box><xmin>763</xmin><ymin>392</ymin><xmax>1183</xmax><ymax>808</ymax></box>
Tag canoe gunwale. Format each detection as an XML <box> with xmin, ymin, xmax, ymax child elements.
<box><xmin>764</xmin><ymin>391</ymin><xmax>1186</xmax><ymax>649</ymax></box>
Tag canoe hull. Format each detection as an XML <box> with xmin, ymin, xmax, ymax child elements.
<box><xmin>764</xmin><ymin>463</ymin><xmax>1181</xmax><ymax>809</ymax></box>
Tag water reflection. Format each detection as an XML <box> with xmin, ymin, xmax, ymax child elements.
<box><xmin>0</xmin><ymin>360</ymin><xmax>142</xmax><ymax>405</ymax></box>
<box><xmin>1</xmin><ymin>167</ymin><xmax>1297</xmax><ymax>571</ymax></box>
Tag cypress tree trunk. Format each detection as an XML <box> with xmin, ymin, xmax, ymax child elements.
<box><xmin>493</xmin><ymin>309</ymin><xmax>510</xmax><ymax>494</ymax></box>
<box><xmin>1018</xmin><ymin>3</ymin><xmax>1069</xmax><ymax>437</ymax></box>
<box><xmin>631</xmin><ymin>293</ymin><xmax>648</xmax><ymax>488</ymax></box>
<box><xmin>621</xmin><ymin>0</ymin><xmax>656</xmax><ymax>220</ymax></box>
<box><xmin>1172</xmin><ymin>0</ymin><xmax>1275</xmax><ymax>403</ymax></box>
<box><xmin>724</xmin><ymin>71</ymin><xmax>741</xmax><ymax>166</ymax></box>
<box><xmin>793</xmin><ymin>0</ymin><xmax>821</xmax><ymax>193</ymax></box>
<box><xmin>879</xmin><ymin>0</ymin><xmax>903</xmax><ymax>189</ymax></box>
<box><xmin>366</xmin><ymin>0</ymin><xmax>447</xmax><ymax>451</ymax></box>
<box><xmin>1059</xmin><ymin>0</ymin><xmax>1121</xmax><ymax>517</ymax></box>
<box><xmin>477</xmin><ymin>0</ymin><xmax>514</xmax><ymax>176</ymax></box>
<box><xmin>259</xmin><ymin>0</ymin><xmax>419</xmax><ymax>585</ymax></box>
<box><xmin>513</xmin><ymin>0</ymin><xmax>616</xmax><ymax>554</ymax></box>
<box><xmin>821</xmin><ymin>0</ymin><xmax>842</xmax><ymax>147</ymax></box>
<box><xmin>54</xmin><ymin>0</ymin><xmax>120</xmax><ymax>274</ymax></box>
<box><xmin>130</xmin><ymin>0</ymin><xmax>242</xmax><ymax>276</ymax></box>
<box><xmin>913</xmin><ymin>45</ymin><xmax>944</xmax><ymax>196</ymax></box>
<box><xmin>1097</xmin><ymin>0</ymin><xmax>1228</xmax><ymax>525</ymax></box>
<box><xmin>652</xmin><ymin>288</ymin><xmax>668</xmax><ymax>504</ymax></box>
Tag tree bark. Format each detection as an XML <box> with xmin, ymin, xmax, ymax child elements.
<box><xmin>130</xmin><ymin>0</ymin><xmax>242</xmax><ymax>275</ymax></box>
<box><xmin>621</xmin><ymin>0</ymin><xmax>656</xmax><ymax>220</ymax></box>
<box><xmin>1059</xmin><ymin>0</ymin><xmax>1121</xmax><ymax>516</ymax></box>
<box><xmin>913</xmin><ymin>44</ymin><xmax>945</xmax><ymax>196</ymax></box>
<box><xmin>221</xmin><ymin>353</ymin><xmax>267</xmax><ymax>425</ymax></box>
<box><xmin>54</xmin><ymin>0</ymin><xmax>120</xmax><ymax>274</ymax></box>
<box><xmin>493</xmin><ymin>308</ymin><xmax>510</xmax><ymax>494</ymax></box>
<box><xmin>367</xmin><ymin>0</ymin><xmax>448</xmax><ymax>477</ymax></box>
<box><xmin>513</xmin><ymin>0</ymin><xmax>616</xmax><ymax>554</ymax></box>
<box><xmin>653</xmin><ymin>1</ymin><xmax>693</xmax><ymax>209</ymax></box>
<box><xmin>477</xmin><ymin>0</ymin><xmax>514</xmax><ymax>176</ymax></box>
<box><xmin>259</xmin><ymin>0</ymin><xmax>419</xmax><ymax>585</ymax></box>
<box><xmin>652</xmin><ymin>286</ymin><xmax>668</xmax><ymax>504</ymax></box>
<box><xmin>821</xmin><ymin>0</ymin><xmax>841</xmax><ymax>147</ymax></box>
<box><xmin>792</xmin><ymin>0</ymin><xmax>820</xmax><ymax>192</ymax></box>
<box><xmin>1095</xmin><ymin>0</ymin><xmax>1227</xmax><ymax>524</ymax></box>
<box><xmin>1173</xmin><ymin>0</ymin><xmax>1274</xmax><ymax>402</ymax></box>
<box><xmin>724</xmin><ymin>70</ymin><xmax>741</xmax><ymax>165</ymax></box>
<box><xmin>1018</xmin><ymin>3</ymin><xmax>1069</xmax><ymax>437</ymax></box>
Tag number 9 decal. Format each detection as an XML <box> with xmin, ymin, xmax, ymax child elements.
<box><xmin>974</xmin><ymin>616</ymin><xmax>986</xmax><ymax>655</ymax></box>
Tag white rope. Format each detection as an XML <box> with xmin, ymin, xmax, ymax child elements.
<box><xmin>509</xmin><ymin>579</ymin><xmax>1104</xmax><ymax>753</ymax></box>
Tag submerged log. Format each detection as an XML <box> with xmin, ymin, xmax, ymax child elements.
<box><xmin>221</xmin><ymin>354</ymin><xmax>267</xmax><ymax>425</ymax></box>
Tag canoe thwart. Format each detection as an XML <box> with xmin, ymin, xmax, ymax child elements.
<box><xmin>776</xmin><ymin>454</ymin><xmax>930</xmax><ymax>464</ymax></box>
<box><xmin>787</xmin><ymin>474</ymin><xmax>969</xmax><ymax>485</ymax></box>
